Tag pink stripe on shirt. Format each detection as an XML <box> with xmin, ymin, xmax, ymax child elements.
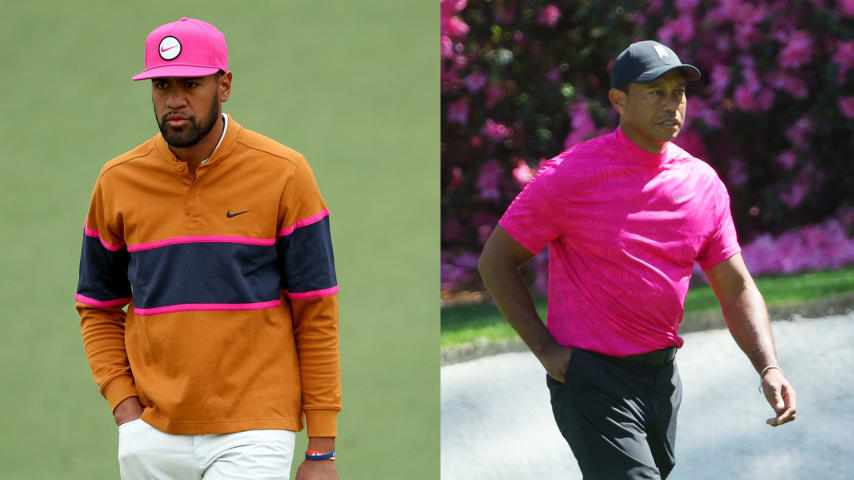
<box><xmin>75</xmin><ymin>293</ymin><xmax>131</xmax><ymax>308</ymax></box>
<box><xmin>133</xmin><ymin>300</ymin><xmax>281</xmax><ymax>316</ymax></box>
<box><xmin>83</xmin><ymin>222</ymin><xmax>125</xmax><ymax>252</ymax></box>
<box><xmin>127</xmin><ymin>235</ymin><xmax>276</xmax><ymax>252</ymax></box>
<box><xmin>284</xmin><ymin>286</ymin><xmax>339</xmax><ymax>299</ymax></box>
<box><xmin>278</xmin><ymin>209</ymin><xmax>330</xmax><ymax>237</ymax></box>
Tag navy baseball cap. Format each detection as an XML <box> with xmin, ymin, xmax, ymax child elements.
<box><xmin>610</xmin><ymin>40</ymin><xmax>701</xmax><ymax>89</ymax></box>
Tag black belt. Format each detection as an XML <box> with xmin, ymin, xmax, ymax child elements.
<box><xmin>595</xmin><ymin>346</ymin><xmax>677</xmax><ymax>368</ymax></box>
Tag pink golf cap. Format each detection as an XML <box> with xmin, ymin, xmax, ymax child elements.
<box><xmin>132</xmin><ymin>17</ymin><xmax>228</xmax><ymax>81</ymax></box>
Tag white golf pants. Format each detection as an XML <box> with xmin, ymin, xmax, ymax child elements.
<box><xmin>117</xmin><ymin>418</ymin><xmax>296</xmax><ymax>480</ymax></box>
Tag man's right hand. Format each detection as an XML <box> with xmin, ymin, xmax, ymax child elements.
<box><xmin>113</xmin><ymin>396</ymin><xmax>144</xmax><ymax>426</ymax></box>
<box><xmin>480</xmin><ymin>226</ymin><xmax>573</xmax><ymax>383</ymax></box>
<box><xmin>541</xmin><ymin>344</ymin><xmax>573</xmax><ymax>383</ymax></box>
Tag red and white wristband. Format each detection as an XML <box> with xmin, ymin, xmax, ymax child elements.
<box><xmin>305</xmin><ymin>449</ymin><xmax>336</xmax><ymax>461</ymax></box>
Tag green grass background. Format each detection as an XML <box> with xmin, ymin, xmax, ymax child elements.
<box><xmin>0</xmin><ymin>1</ymin><xmax>437</xmax><ymax>478</ymax></box>
<box><xmin>441</xmin><ymin>267</ymin><xmax>854</xmax><ymax>346</ymax></box>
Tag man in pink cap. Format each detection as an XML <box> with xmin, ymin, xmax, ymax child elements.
<box><xmin>76</xmin><ymin>17</ymin><xmax>340</xmax><ymax>479</ymax></box>
<box><xmin>479</xmin><ymin>40</ymin><xmax>796</xmax><ymax>479</ymax></box>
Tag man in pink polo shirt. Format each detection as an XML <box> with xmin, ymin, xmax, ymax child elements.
<box><xmin>479</xmin><ymin>40</ymin><xmax>797</xmax><ymax>479</ymax></box>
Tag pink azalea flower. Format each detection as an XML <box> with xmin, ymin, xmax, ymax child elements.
<box><xmin>676</xmin><ymin>0</ymin><xmax>701</xmax><ymax>13</ymax></box>
<box><xmin>776</xmin><ymin>151</ymin><xmax>797</xmax><ymax>170</ymax></box>
<box><xmin>658</xmin><ymin>15</ymin><xmax>694</xmax><ymax>44</ymax></box>
<box><xmin>478</xmin><ymin>224</ymin><xmax>493</xmax><ymax>245</ymax></box>
<box><xmin>777</xmin><ymin>31</ymin><xmax>813</xmax><ymax>69</ymax></box>
<box><xmin>441</xmin><ymin>68</ymin><xmax>461</xmax><ymax>93</ymax></box>
<box><xmin>533</xmin><ymin>250</ymin><xmax>549</xmax><ymax>294</ymax></box>
<box><xmin>733</xmin><ymin>67</ymin><xmax>768</xmax><ymax>112</ymax></box>
<box><xmin>440</xmin><ymin>0</ymin><xmax>467</xmax><ymax>19</ymax></box>
<box><xmin>546</xmin><ymin>67</ymin><xmax>561</xmax><ymax>83</ymax></box>
<box><xmin>687</xmin><ymin>97</ymin><xmax>721</xmax><ymax>128</ymax></box>
<box><xmin>755</xmin><ymin>90</ymin><xmax>775</xmax><ymax>112</ymax></box>
<box><xmin>734</xmin><ymin>22</ymin><xmax>761</xmax><ymax>49</ymax></box>
<box><xmin>442</xmin><ymin>218</ymin><xmax>462</xmax><ymax>242</ymax></box>
<box><xmin>512</xmin><ymin>159</ymin><xmax>534</xmax><ymax>188</ymax></box>
<box><xmin>537</xmin><ymin>4</ymin><xmax>563</xmax><ymax>27</ymax></box>
<box><xmin>485</xmin><ymin>83</ymin><xmax>504</xmax><ymax>109</ymax></box>
<box><xmin>709</xmin><ymin>0</ymin><xmax>742</xmax><ymax>23</ymax></box>
<box><xmin>455</xmin><ymin>251</ymin><xmax>480</xmax><ymax>270</ymax></box>
<box><xmin>471</xmin><ymin>211</ymin><xmax>498</xmax><ymax>236</ymax></box>
<box><xmin>708</xmin><ymin>64</ymin><xmax>730</xmax><ymax>100</ymax></box>
<box><xmin>476</xmin><ymin>159</ymin><xmax>503</xmax><ymax>200</ymax></box>
<box><xmin>838</xmin><ymin>96</ymin><xmax>854</xmax><ymax>119</ymax></box>
<box><xmin>470</xmin><ymin>211</ymin><xmax>499</xmax><ymax>245</ymax></box>
<box><xmin>727</xmin><ymin>158</ymin><xmax>748</xmax><ymax>187</ymax></box>
<box><xmin>448</xmin><ymin>167</ymin><xmax>464</xmax><ymax>188</ymax></box>
<box><xmin>734</xmin><ymin>84</ymin><xmax>756</xmax><ymax>111</ymax></box>
<box><xmin>833</xmin><ymin>41</ymin><xmax>854</xmax><ymax>69</ymax></box>
<box><xmin>628</xmin><ymin>12</ymin><xmax>647</xmax><ymax>27</ymax></box>
<box><xmin>444</xmin><ymin>16</ymin><xmax>470</xmax><ymax>39</ymax></box>
<box><xmin>839</xmin><ymin>0</ymin><xmax>854</xmax><ymax>17</ymax></box>
<box><xmin>441</xmin><ymin>262</ymin><xmax>471</xmax><ymax>291</ymax></box>
<box><xmin>447</xmin><ymin>99</ymin><xmax>469</xmax><ymax>124</ymax></box>
<box><xmin>785</xmin><ymin>115</ymin><xmax>813</xmax><ymax>148</ymax></box>
<box><xmin>673</xmin><ymin>128</ymin><xmax>707</xmax><ymax>159</ymax></box>
<box><xmin>480</xmin><ymin>118</ymin><xmax>512</xmax><ymax>142</ymax></box>
<box><xmin>564</xmin><ymin>100</ymin><xmax>596</xmax><ymax>148</ymax></box>
<box><xmin>767</xmin><ymin>71</ymin><xmax>808</xmax><ymax>99</ymax></box>
<box><xmin>463</xmin><ymin>72</ymin><xmax>487</xmax><ymax>93</ymax></box>
<box><xmin>647</xmin><ymin>0</ymin><xmax>665</xmax><ymax>14</ymax></box>
<box><xmin>833</xmin><ymin>41</ymin><xmax>854</xmax><ymax>82</ymax></box>
<box><xmin>779</xmin><ymin>171</ymin><xmax>811</xmax><ymax>209</ymax></box>
<box><xmin>440</xmin><ymin>36</ymin><xmax>454</xmax><ymax>59</ymax></box>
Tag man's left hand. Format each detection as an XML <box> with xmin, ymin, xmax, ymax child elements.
<box><xmin>761</xmin><ymin>368</ymin><xmax>797</xmax><ymax>427</ymax></box>
<box><xmin>295</xmin><ymin>459</ymin><xmax>338</xmax><ymax>480</ymax></box>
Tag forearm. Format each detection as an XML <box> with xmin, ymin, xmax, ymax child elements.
<box><xmin>478</xmin><ymin>252</ymin><xmax>557</xmax><ymax>360</ymax></box>
<box><xmin>77</xmin><ymin>303</ymin><xmax>138</xmax><ymax>410</ymax></box>
<box><xmin>719</xmin><ymin>279</ymin><xmax>778</xmax><ymax>373</ymax></box>
<box><xmin>307</xmin><ymin>436</ymin><xmax>335</xmax><ymax>451</ymax></box>
<box><xmin>291</xmin><ymin>295</ymin><xmax>341</xmax><ymax>438</ymax></box>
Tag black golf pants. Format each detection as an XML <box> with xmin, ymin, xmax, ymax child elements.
<box><xmin>546</xmin><ymin>348</ymin><xmax>682</xmax><ymax>480</ymax></box>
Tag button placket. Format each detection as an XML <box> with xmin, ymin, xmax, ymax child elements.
<box><xmin>184</xmin><ymin>166</ymin><xmax>205</xmax><ymax>228</ymax></box>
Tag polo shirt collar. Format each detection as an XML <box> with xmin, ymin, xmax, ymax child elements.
<box><xmin>615</xmin><ymin>125</ymin><xmax>672</xmax><ymax>167</ymax></box>
<box><xmin>155</xmin><ymin>114</ymin><xmax>243</xmax><ymax>166</ymax></box>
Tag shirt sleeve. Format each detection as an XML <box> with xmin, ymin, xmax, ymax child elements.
<box><xmin>498</xmin><ymin>157</ymin><xmax>565</xmax><ymax>255</ymax></box>
<box><xmin>275</xmin><ymin>155</ymin><xmax>341</xmax><ymax>437</ymax></box>
<box><xmin>696</xmin><ymin>176</ymin><xmax>742</xmax><ymax>270</ymax></box>
<box><xmin>75</xmin><ymin>174</ymin><xmax>139</xmax><ymax>412</ymax></box>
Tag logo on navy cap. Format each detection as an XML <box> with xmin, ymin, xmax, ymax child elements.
<box><xmin>158</xmin><ymin>36</ymin><xmax>181</xmax><ymax>61</ymax></box>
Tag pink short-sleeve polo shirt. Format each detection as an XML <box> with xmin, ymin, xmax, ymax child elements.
<box><xmin>499</xmin><ymin>126</ymin><xmax>741</xmax><ymax>356</ymax></box>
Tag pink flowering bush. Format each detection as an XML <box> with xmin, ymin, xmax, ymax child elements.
<box><xmin>442</xmin><ymin>0</ymin><xmax>854</xmax><ymax>294</ymax></box>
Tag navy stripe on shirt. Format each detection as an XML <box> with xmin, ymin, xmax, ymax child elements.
<box><xmin>276</xmin><ymin>216</ymin><xmax>337</xmax><ymax>295</ymax></box>
<box><xmin>77</xmin><ymin>233</ymin><xmax>132</xmax><ymax>305</ymax></box>
<box><xmin>127</xmin><ymin>242</ymin><xmax>282</xmax><ymax>309</ymax></box>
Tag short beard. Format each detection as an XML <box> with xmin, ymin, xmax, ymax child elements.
<box><xmin>156</xmin><ymin>93</ymin><xmax>220</xmax><ymax>148</ymax></box>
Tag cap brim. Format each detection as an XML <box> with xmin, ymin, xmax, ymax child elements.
<box><xmin>132</xmin><ymin>65</ymin><xmax>221</xmax><ymax>81</ymax></box>
<box><xmin>634</xmin><ymin>64</ymin><xmax>701</xmax><ymax>83</ymax></box>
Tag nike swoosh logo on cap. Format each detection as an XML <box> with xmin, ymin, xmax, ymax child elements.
<box><xmin>160</xmin><ymin>45</ymin><xmax>179</xmax><ymax>53</ymax></box>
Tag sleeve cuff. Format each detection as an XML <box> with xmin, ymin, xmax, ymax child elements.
<box><xmin>101</xmin><ymin>374</ymin><xmax>139</xmax><ymax>412</ymax></box>
<box><xmin>698</xmin><ymin>248</ymin><xmax>741</xmax><ymax>271</ymax></box>
<box><xmin>305</xmin><ymin>409</ymin><xmax>339</xmax><ymax>437</ymax></box>
<box><xmin>498</xmin><ymin>218</ymin><xmax>543</xmax><ymax>255</ymax></box>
